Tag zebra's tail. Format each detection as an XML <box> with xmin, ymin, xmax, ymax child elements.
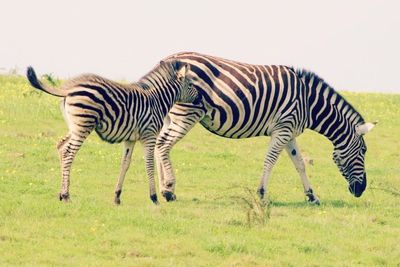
<box><xmin>26</xmin><ymin>66</ymin><xmax>67</xmax><ymax>97</ymax></box>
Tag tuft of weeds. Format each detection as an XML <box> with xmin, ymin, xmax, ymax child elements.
<box><xmin>42</xmin><ymin>73</ymin><xmax>60</xmax><ymax>86</ymax></box>
<box><xmin>369</xmin><ymin>181</ymin><xmax>400</xmax><ymax>197</ymax></box>
<box><xmin>232</xmin><ymin>187</ymin><xmax>272</xmax><ymax>227</ymax></box>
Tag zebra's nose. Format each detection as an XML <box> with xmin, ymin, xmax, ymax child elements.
<box><xmin>348</xmin><ymin>174</ymin><xmax>367</xmax><ymax>197</ymax></box>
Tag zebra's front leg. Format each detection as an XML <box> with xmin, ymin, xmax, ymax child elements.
<box><xmin>155</xmin><ymin>135</ymin><xmax>177</xmax><ymax>202</ymax></box>
<box><xmin>155</xmin><ymin>147</ymin><xmax>172</xmax><ymax>200</ymax></box>
<box><xmin>142</xmin><ymin>137</ymin><xmax>159</xmax><ymax>204</ymax></box>
<box><xmin>285</xmin><ymin>139</ymin><xmax>320</xmax><ymax>205</ymax></box>
<box><xmin>156</xmin><ymin>109</ymin><xmax>203</xmax><ymax>202</ymax></box>
<box><xmin>156</xmin><ymin>124</ymin><xmax>182</xmax><ymax>202</ymax></box>
<box><xmin>257</xmin><ymin>131</ymin><xmax>292</xmax><ymax>202</ymax></box>
<box><xmin>114</xmin><ymin>141</ymin><xmax>135</xmax><ymax>205</ymax></box>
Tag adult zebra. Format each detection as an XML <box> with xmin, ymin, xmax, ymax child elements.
<box><xmin>155</xmin><ymin>52</ymin><xmax>376</xmax><ymax>204</ymax></box>
<box><xmin>27</xmin><ymin>60</ymin><xmax>198</xmax><ymax>204</ymax></box>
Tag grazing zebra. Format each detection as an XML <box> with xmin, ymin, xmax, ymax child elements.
<box><xmin>155</xmin><ymin>52</ymin><xmax>376</xmax><ymax>204</ymax></box>
<box><xmin>26</xmin><ymin>60</ymin><xmax>198</xmax><ymax>204</ymax></box>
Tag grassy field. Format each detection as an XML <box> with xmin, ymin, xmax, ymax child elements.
<box><xmin>0</xmin><ymin>74</ymin><xmax>399</xmax><ymax>266</ymax></box>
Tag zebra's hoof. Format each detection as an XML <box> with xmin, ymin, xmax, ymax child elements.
<box><xmin>257</xmin><ymin>188</ymin><xmax>265</xmax><ymax>199</ymax></box>
<box><xmin>162</xmin><ymin>191</ymin><xmax>176</xmax><ymax>202</ymax></box>
<box><xmin>59</xmin><ymin>193</ymin><xmax>70</xmax><ymax>202</ymax></box>
<box><xmin>307</xmin><ymin>195</ymin><xmax>320</xmax><ymax>205</ymax></box>
<box><xmin>308</xmin><ymin>198</ymin><xmax>320</xmax><ymax>205</ymax></box>
<box><xmin>305</xmin><ymin>189</ymin><xmax>320</xmax><ymax>205</ymax></box>
<box><xmin>114</xmin><ymin>197</ymin><xmax>121</xmax><ymax>205</ymax></box>
<box><xmin>150</xmin><ymin>194</ymin><xmax>159</xmax><ymax>205</ymax></box>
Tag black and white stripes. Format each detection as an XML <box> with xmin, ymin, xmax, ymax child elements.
<box><xmin>298</xmin><ymin>70</ymin><xmax>374</xmax><ymax>195</ymax></box>
<box><xmin>156</xmin><ymin>52</ymin><xmax>375</xmax><ymax>202</ymax></box>
<box><xmin>26</xmin><ymin>51</ymin><xmax>375</xmax><ymax>205</ymax></box>
<box><xmin>27</xmin><ymin>60</ymin><xmax>197</xmax><ymax>204</ymax></box>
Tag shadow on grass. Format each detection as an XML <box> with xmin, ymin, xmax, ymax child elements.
<box><xmin>270</xmin><ymin>199</ymin><xmax>349</xmax><ymax>208</ymax></box>
<box><xmin>179</xmin><ymin>193</ymin><xmax>351</xmax><ymax>209</ymax></box>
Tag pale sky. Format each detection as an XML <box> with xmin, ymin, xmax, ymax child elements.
<box><xmin>1</xmin><ymin>0</ymin><xmax>399</xmax><ymax>92</ymax></box>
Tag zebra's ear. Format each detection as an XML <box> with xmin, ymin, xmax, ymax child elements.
<box><xmin>356</xmin><ymin>121</ymin><xmax>377</xmax><ymax>135</ymax></box>
<box><xmin>176</xmin><ymin>63</ymin><xmax>190</xmax><ymax>80</ymax></box>
<box><xmin>160</xmin><ymin>60</ymin><xmax>169</xmax><ymax>69</ymax></box>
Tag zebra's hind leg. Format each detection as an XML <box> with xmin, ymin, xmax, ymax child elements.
<box><xmin>257</xmin><ymin>130</ymin><xmax>292</xmax><ymax>202</ymax></box>
<box><xmin>114</xmin><ymin>141</ymin><xmax>135</xmax><ymax>205</ymax></box>
<box><xmin>57</xmin><ymin>128</ymin><xmax>92</xmax><ymax>202</ymax></box>
<box><xmin>57</xmin><ymin>135</ymin><xmax>71</xmax><ymax>151</ymax></box>
<box><xmin>285</xmin><ymin>139</ymin><xmax>320</xmax><ymax>205</ymax></box>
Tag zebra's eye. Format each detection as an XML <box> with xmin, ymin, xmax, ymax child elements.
<box><xmin>333</xmin><ymin>153</ymin><xmax>339</xmax><ymax>161</ymax></box>
<box><xmin>333</xmin><ymin>154</ymin><xmax>344</xmax><ymax>166</ymax></box>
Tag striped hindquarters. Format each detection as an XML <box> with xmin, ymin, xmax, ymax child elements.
<box><xmin>63</xmin><ymin>76</ymin><xmax>151</xmax><ymax>143</ymax></box>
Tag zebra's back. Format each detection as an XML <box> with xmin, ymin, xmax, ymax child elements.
<box><xmin>166</xmin><ymin>52</ymin><xmax>308</xmax><ymax>138</ymax></box>
<box><xmin>62</xmin><ymin>76</ymin><xmax>152</xmax><ymax>144</ymax></box>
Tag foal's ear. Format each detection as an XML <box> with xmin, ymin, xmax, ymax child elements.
<box><xmin>356</xmin><ymin>121</ymin><xmax>377</xmax><ymax>135</ymax></box>
<box><xmin>176</xmin><ymin>63</ymin><xmax>190</xmax><ymax>80</ymax></box>
<box><xmin>160</xmin><ymin>60</ymin><xmax>168</xmax><ymax>69</ymax></box>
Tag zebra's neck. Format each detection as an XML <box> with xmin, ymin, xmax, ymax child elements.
<box><xmin>149</xmin><ymin>84</ymin><xmax>179</xmax><ymax>117</ymax></box>
<box><xmin>137</xmin><ymin>67</ymin><xmax>180</xmax><ymax>119</ymax></box>
<box><xmin>299</xmin><ymin>70</ymin><xmax>364</xmax><ymax>148</ymax></box>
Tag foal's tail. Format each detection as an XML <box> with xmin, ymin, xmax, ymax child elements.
<box><xmin>26</xmin><ymin>67</ymin><xmax>67</xmax><ymax>97</ymax></box>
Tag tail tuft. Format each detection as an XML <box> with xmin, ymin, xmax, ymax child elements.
<box><xmin>26</xmin><ymin>66</ymin><xmax>66</xmax><ymax>97</ymax></box>
<box><xmin>26</xmin><ymin>66</ymin><xmax>43</xmax><ymax>90</ymax></box>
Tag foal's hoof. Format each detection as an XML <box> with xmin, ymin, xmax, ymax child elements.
<box><xmin>150</xmin><ymin>194</ymin><xmax>159</xmax><ymax>205</ymax></box>
<box><xmin>114</xmin><ymin>197</ymin><xmax>121</xmax><ymax>205</ymax></box>
<box><xmin>59</xmin><ymin>193</ymin><xmax>70</xmax><ymax>202</ymax></box>
<box><xmin>162</xmin><ymin>191</ymin><xmax>176</xmax><ymax>202</ymax></box>
<box><xmin>114</xmin><ymin>190</ymin><xmax>122</xmax><ymax>205</ymax></box>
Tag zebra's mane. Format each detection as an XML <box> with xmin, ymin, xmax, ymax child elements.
<box><xmin>295</xmin><ymin>68</ymin><xmax>365</xmax><ymax>125</ymax></box>
<box><xmin>61</xmin><ymin>73</ymin><xmax>143</xmax><ymax>92</ymax></box>
<box><xmin>58</xmin><ymin>62</ymin><xmax>176</xmax><ymax>93</ymax></box>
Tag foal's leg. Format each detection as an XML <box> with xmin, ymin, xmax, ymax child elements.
<box><xmin>57</xmin><ymin>127</ymin><xmax>92</xmax><ymax>202</ymax></box>
<box><xmin>285</xmin><ymin>139</ymin><xmax>320</xmax><ymax>204</ymax></box>
<box><xmin>114</xmin><ymin>141</ymin><xmax>135</xmax><ymax>205</ymax></box>
<box><xmin>142</xmin><ymin>137</ymin><xmax>158</xmax><ymax>204</ymax></box>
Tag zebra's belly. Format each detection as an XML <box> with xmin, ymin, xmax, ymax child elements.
<box><xmin>199</xmin><ymin>113</ymin><xmax>306</xmax><ymax>139</ymax></box>
<box><xmin>195</xmin><ymin>88</ymin><xmax>281</xmax><ymax>138</ymax></box>
<box><xmin>199</xmin><ymin>112</ymin><xmax>274</xmax><ymax>139</ymax></box>
<box><xmin>95</xmin><ymin>120</ymin><xmax>140</xmax><ymax>144</ymax></box>
<box><xmin>197</xmin><ymin>98</ymin><xmax>306</xmax><ymax>139</ymax></box>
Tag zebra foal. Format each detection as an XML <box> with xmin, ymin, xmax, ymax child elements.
<box><xmin>27</xmin><ymin>60</ymin><xmax>198</xmax><ymax>204</ymax></box>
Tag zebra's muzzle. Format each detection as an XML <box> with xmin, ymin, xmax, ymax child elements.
<box><xmin>348</xmin><ymin>174</ymin><xmax>367</xmax><ymax>197</ymax></box>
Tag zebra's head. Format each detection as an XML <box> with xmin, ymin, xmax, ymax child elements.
<box><xmin>160</xmin><ymin>60</ymin><xmax>199</xmax><ymax>103</ymax></box>
<box><xmin>333</xmin><ymin>122</ymin><xmax>376</xmax><ymax>197</ymax></box>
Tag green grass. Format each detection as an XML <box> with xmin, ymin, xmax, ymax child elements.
<box><xmin>1</xmin><ymin>74</ymin><xmax>399</xmax><ymax>266</ymax></box>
